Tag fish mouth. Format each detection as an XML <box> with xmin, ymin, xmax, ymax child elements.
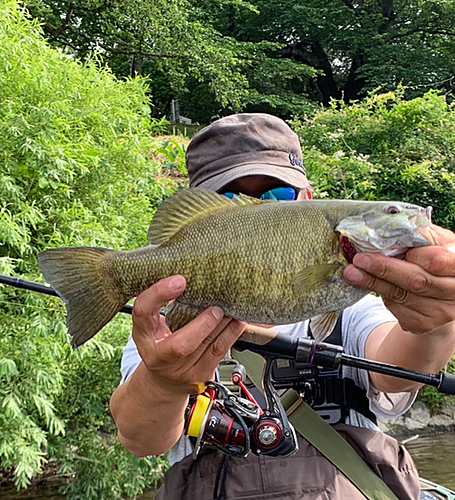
<box><xmin>408</xmin><ymin>206</ymin><xmax>439</xmax><ymax>246</ymax></box>
<box><xmin>417</xmin><ymin>226</ymin><xmax>439</xmax><ymax>246</ymax></box>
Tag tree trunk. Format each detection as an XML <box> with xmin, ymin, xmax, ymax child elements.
<box><xmin>285</xmin><ymin>40</ymin><xmax>342</xmax><ymax>106</ymax></box>
<box><xmin>343</xmin><ymin>52</ymin><xmax>367</xmax><ymax>103</ymax></box>
<box><xmin>311</xmin><ymin>41</ymin><xmax>342</xmax><ymax>105</ymax></box>
<box><xmin>130</xmin><ymin>55</ymin><xmax>144</xmax><ymax>78</ymax></box>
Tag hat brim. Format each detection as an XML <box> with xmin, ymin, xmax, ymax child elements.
<box><xmin>191</xmin><ymin>163</ymin><xmax>310</xmax><ymax>192</ymax></box>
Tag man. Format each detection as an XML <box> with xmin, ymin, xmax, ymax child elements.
<box><xmin>110</xmin><ymin>113</ymin><xmax>455</xmax><ymax>499</ymax></box>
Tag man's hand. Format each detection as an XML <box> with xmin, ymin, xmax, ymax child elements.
<box><xmin>132</xmin><ymin>275</ymin><xmax>246</xmax><ymax>395</ymax></box>
<box><xmin>343</xmin><ymin>225</ymin><xmax>455</xmax><ymax>334</ymax></box>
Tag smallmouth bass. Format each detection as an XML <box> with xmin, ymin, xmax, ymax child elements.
<box><xmin>38</xmin><ymin>189</ymin><xmax>436</xmax><ymax>347</ymax></box>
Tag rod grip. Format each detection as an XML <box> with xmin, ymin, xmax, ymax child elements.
<box><xmin>235</xmin><ymin>326</ymin><xmax>298</xmax><ymax>359</ymax></box>
<box><xmin>438</xmin><ymin>373</ymin><xmax>455</xmax><ymax>395</ymax></box>
<box><xmin>239</xmin><ymin>325</ymin><xmax>280</xmax><ymax>345</ymax></box>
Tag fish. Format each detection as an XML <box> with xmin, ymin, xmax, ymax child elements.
<box><xmin>37</xmin><ymin>189</ymin><xmax>436</xmax><ymax>348</ymax></box>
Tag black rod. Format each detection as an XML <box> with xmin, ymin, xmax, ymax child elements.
<box><xmin>340</xmin><ymin>353</ymin><xmax>450</xmax><ymax>393</ymax></box>
<box><xmin>0</xmin><ymin>274</ymin><xmax>134</xmax><ymax>314</ymax></box>
<box><xmin>237</xmin><ymin>336</ymin><xmax>455</xmax><ymax>396</ymax></box>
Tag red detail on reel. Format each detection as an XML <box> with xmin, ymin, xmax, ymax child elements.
<box><xmin>202</xmin><ymin>401</ymin><xmax>246</xmax><ymax>448</ymax></box>
<box><xmin>232</xmin><ymin>371</ymin><xmax>264</xmax><ymax>416</ymax></box>
<box><xmin>252</xmin><ymin>418</ymin><xmax>283</xmax><ymax>450</ymax></box>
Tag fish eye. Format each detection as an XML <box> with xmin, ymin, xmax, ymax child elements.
<box><xmin>385</xmin><ymin>205</ymin><xmax>402</xmax><ymax>215</ymax></box>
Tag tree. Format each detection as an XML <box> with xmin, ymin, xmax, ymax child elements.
<box><xmin>26</xmin><ymin>0</ymin><xmax>455</xmax><ymax>121</ymax></box>
<box><xmin>24</xmin><ymin>0</ymin><xmax>319</xmax><ymax>121</ymax></box>
<box><xmin>209</xmin><ymin>0</ymin><xmax>455</xmax><ymax>106</ymax></box>
<box><xmin>24</xmin><ymin>0</ymin><xmax>259</xmax><ymax>114</ymax></box>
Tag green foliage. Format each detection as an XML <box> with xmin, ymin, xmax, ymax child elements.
<box><xmin>292</xmin><ymin>90</ymin><xmax>455</xmax><ymax>228</ymax></box>
<box><xmin>0</xmin><ymin>1</ymin><xmax>171</xmax><ymax>497</ymax></box>
<box><xmin>156</xmin><ymin>139</ymin><xmax>188</xmax><ymax>175</ymax></box>
<box><xmin>24</xmin><ymin>0</ymin><xmax>255</xmax><ymax>113</ymax></box>
<box><xmin>48</xmin><ymin>331</ymin><xmax>168</xmax><ymax>499</ymax></box>
<box><xmin>23</xmin><ymin>0</ymin><xmax>455</xmax><ymax>121</ymax></box>
<box><xmin>229</xmin><ymin>0</ymin><xmax>455</xmax><ymax>105</ymax></box>
<box><xmin>420</xmin><ymin>358</ymin><xmax>455</xmax><ymax>413</ymax></box>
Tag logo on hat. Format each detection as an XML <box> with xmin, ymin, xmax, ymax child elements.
<box><xmin>289</xmin><ymin>153</ymin><xmax>306</xmax><ymax>175</ymax></box>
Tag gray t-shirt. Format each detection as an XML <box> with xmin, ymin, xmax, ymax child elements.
<box><xmin>119</xmin><ymin>294</ymin><xmax>417</xmax><ymax>465</ymax></box>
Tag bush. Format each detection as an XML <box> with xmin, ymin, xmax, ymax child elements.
<box><xmin>292</xmin><ymin>89</ymin><xmax>455</xmax><ymax>229</ymax></box>
<box><xmin>0</xmin><ymin>1</ymin><xmax>178</xmax><ymax>497</ymax></box>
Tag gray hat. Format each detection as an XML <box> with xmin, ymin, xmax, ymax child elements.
<box><xmin>186</xmin><ymin>113</ymin><xmax>310</xmax><ymax>191</ymax></box>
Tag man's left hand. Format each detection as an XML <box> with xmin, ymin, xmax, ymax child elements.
<box><xmin>344</xmin><ymin>225</ymin><xmax>455</xmax><ymax>334</ymax></box>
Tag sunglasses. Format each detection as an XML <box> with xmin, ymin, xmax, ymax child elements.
<box><xmin>222</xmin><ymin>186</ymin><xmax>299</xmax><ymax>201</ymax></box>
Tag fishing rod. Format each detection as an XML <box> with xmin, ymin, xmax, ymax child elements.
<box><xmin>235</xmin><ymin>335</ymin><xmax>455</xmax><ymax>396</ymax></box>
<box><xmin>0</xmin><ymin>274</ymin><xmax>133</xmax><ymax>314</ymax></box>
<box><xmin>2</xmin><ymin>274</ymin><xmax>455</xmax><ymax>396</ymax></box>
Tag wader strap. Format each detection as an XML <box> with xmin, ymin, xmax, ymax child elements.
<box><xmin>231</xmin><ymin>348</ymin><xmax>400</xmax><ymax>500</ymax></box>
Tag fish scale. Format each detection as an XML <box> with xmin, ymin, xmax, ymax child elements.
<box><xmin>38</xmin><ymin>189</ymin><xmax>435</xmax><ymax>347</ymax></box>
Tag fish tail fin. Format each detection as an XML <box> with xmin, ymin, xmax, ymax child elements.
<box><xmin>38</xmin><ymin>247</ymin><xmax>127</xmax><ymax>348</ymax></box>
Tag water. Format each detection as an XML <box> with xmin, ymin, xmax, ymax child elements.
<box><xmin>0</xmin><ymin>476</ymin><xmax>158</xmax><ymax>500</ymax></box>
<box><xmin>404</xmin><ymin>431</ymin><xmax>455</xmax><ymax>491</ymax></box>
<box><xmin>1</xmin><ymin>432</ymin><xmax>454</xmax><ymax>498</ymax></box>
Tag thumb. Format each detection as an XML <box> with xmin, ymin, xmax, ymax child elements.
<box><xmin>133</xmin><ymin>275</ymin><xmax>186</xmax><ymax>329</ymax></box>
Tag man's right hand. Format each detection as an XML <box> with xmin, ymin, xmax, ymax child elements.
<box><xmin>132</xmin><ymin>275</ymin><xmax>246</xmax><ymax>395</ymax></box>
<box><xmin>110</xmin><ymin>275</ymin><xmax>246</xmax><ymax>457</ymax></box>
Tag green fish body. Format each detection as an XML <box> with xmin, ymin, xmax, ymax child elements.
<box><xmin>38</xmin><ymin>189</ymin><xmax>435</xmax><ymax>347</ymax></box>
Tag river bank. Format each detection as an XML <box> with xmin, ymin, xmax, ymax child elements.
<box><xmin>379</xmin><ymin>400</ymin><xmax>455</xmax><ymax>437</ymax></box>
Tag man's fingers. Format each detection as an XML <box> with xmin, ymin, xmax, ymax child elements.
<box><xmin>344</xmin><ymin>251</ymin><xmax>455</xmax><ymax>332</ymax></box>
<box><xmin>198</xmin><ymin>317</ymin><xmax>246</xmax><ymax>359</ymax></box>
<box><xmin>188</xmin><ymin>317</ymin><xmax>246</xmax><ymax>383</ymax></box>
<box><xmin>344</xmin><ymin>262</ymin><xmax>408</xmax><ymax>302</ymax></box>
<box><xmin>210</xmin><ymin>319</ymin><xmax>246</xmax><ymax>358</ymax></box>
<box><xmin>162</xmin><ymin>306</ymin><xmax>227</xmax><ymax>359</ymax></box>
<box><xmin>406</xmin><ymin>246</ymin><xmax>455</xmax><ymax>277</ymax></box>
<box><xmin>344</xmin><ymin>253</ymin><xmax>453</xmax><ymax>300</ymax></box>
<box><xmin>153</xmin><ymin>308</ymin><xmax>242</xmax><ymax>386</ymax></box>
<box><xmin>428</xmin><ymin>224</ymin><xmax>455</xmax><ymax>247</ymax></box>
<box><xmin>382</xmin><ymin>298</ymin><xmax>454</xmax><ymax>334</ymax></box>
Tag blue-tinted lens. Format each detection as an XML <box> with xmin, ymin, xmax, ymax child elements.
<box><xmin>222</xmin><ymin>187</ymin><xmax>298</xmax><ymax>201</ymax></box>
<box><xmin>260</xmin><ymin>187</ymin><xmax>298</xmax><ymax>201</ymax></box>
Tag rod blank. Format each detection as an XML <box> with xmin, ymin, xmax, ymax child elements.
<box><xmin>0</xmin><ymin>274</ymin><xmax>134</xmax><ymax>314</ymax></box>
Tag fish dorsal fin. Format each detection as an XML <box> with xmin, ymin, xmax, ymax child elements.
<box><xmin>148</xmin><ymin>189</ymin><xmax>266</xmax><ymax>245</ymax></box>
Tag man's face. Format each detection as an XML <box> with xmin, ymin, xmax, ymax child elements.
<box><xmin>219</xmin><ymin>175</ymin><xmax>312</xmax><ymax>201</ymax></box>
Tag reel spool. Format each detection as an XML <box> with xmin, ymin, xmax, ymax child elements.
<box><xmin>185</xmin><ymin>389</ymin><xmax>249</xmax><ymax>458</ymax></box>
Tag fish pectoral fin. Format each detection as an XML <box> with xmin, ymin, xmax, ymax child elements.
<box><xmin>310</xmin><ymin>312</ymin><xmax>341</xmax><ymax>342</ymax></box>
<box><xmin>165</xmin><ymin>302</ymin><xmax>204</xmax><ymax>332</ymax></box>
<box><xmin>290</xmin><ymin>263</ymin><xmax>342</xmax><ymax>293</ymax></box>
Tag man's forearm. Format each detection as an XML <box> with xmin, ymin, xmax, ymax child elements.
<box><xmin>368</xmin><ymin>321</ymin><xmax>455</xmax><ymax>393</ymax></box>
<box><xmin>110</xmin><ymin>362</ymin><xmax>189</xmax><ymax>457</ymax></box>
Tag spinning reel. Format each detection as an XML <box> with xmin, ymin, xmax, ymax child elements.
<box><xmin>184</xmin><ymin>359</ymin><xmax>298</xmax><ymax>459</ymax></box>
